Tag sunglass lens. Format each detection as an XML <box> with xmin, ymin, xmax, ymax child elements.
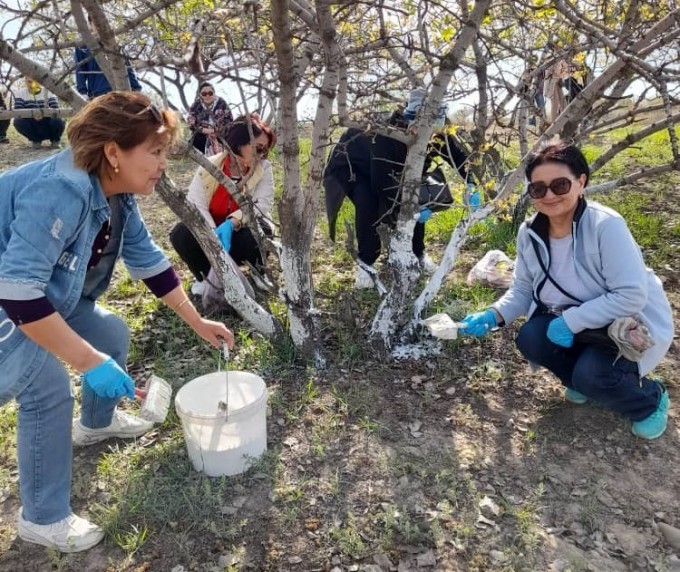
<box><xmin>551</xmin><ymin>177</ymin><xmax>572</xmax><ymax>195</ymax></box>
<box><xmin>528</xmin><ymin>182</ymin><xmax>547</xmax><ymax>199</ymax></box>
<box><xmin>202</xmin><ymin>91</ymin><xmax>213</xmax><ymax>96</ymax></box>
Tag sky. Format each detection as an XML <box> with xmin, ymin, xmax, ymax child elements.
<box><xmin>0</xmin><ymin>1</ymin><xmax>664</xmax><ymax>121</ymax></box>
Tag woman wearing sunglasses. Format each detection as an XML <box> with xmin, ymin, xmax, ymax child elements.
<box><xmin>0</xmin><ymin>92</ymin><xmax>235</xmax><ymax>552</ymax></box>
<box><xmin>186</xmin><ymin>81</ymin><xmax>233</xmax><ymax>154</ymax></box>
<box><xmin>170</xmin><ymin>113</ymin><xmax>276</xmax><ymax>296</ymax></box>
<box><xmin>459</xmin><ymin>142</ymin><xmax>673</xmax><ymax>440</ymax></box>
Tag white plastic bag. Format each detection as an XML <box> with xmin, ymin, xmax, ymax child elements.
<box><xmin>467</xmin><ymin>250</ymin><xmax>514</xmax><ymax>289</ymax></box>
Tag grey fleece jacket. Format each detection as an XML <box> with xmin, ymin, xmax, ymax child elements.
<box><xmin>493</xmin><ymin>198</ymin><xmax>674</xmax><ymax>376</ymax></box>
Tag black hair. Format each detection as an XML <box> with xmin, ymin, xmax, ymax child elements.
<box><xmin>198</xmin><ymin>81</ymin><xmax>214</xmax><ymax>92</ymax></box>
<box><xmin>525</xmin><ymin>142</ymin><xmax>590</xmax><ymax>186</ymax></box>
<box><xmin>223</xmin><ymin>119</ymin><xmax>263</xmax><ymax>156</ymax></box>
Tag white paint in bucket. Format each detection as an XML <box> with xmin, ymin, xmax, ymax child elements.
<box><xmin>175</xmin><ymin>371</ymin><xmax>268</xmax><ymax>477</ymax></box>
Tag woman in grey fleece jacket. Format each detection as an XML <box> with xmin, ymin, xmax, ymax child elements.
<box><xmin>459</xmin><ymin>142</ymin><xmax>673</xmax><ymax>440</ymax></box>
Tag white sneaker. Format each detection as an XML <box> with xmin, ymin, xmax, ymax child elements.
<box><xmin>190</xmin><ymin>280</ymin><xmax>205</xmax><ymax>296</ymax></box>
<box><xmin>73</xmin><ymin>410</ymin><xmax>153</xmax><ymax>447</ymax></box>
<box><xmin>18</xmin><ymin>509</ymin><xmax>104</xmax><ymax>553</ymax></box>
<box><xmin>419</xmin><ymin>253</ymin><xmax>438</xmax><ymax>275</ymax></box>
<box><xmin>354</xmin><ymin>265</ymin><xmax>375</xmax><ymax>289</ymax></box>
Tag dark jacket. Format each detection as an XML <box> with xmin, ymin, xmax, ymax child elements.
<box><xmin>75</xmin><ymin>46</ymin><xmax>141</xmax><ymax>98</ymax></box>
<box><xmin>324</xmin><ymin>126</ymin><xmax>468</xmax><ymax>241</ymax></box>
<box><xmin>186</xmin><ymin>97</ymin><xmax>233</xmax><ymax>136</ymax></box>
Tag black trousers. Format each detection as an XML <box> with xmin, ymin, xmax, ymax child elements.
<box><xmin>170</xmin><ymin>221</ymin><xmax>264</xmax><ymax>281</ymax></box>
<box><xmin>0</xmin><ymin>119</ymin><xmax>8</xmax><ymax>138</ymax></box>
<box><xmin>14</xmin><ymin>118</ymin><xmax>65</xmax><ymax>143</ymax></box>
<box><xmin>191</xmin><ymin>132</ymin><xmax>207</xmax><ymax>154</ymax></box>
<box><xmin>324</xmin><ymin>174</ymin><xmax>425</xmax><ymax>266</ymax></box>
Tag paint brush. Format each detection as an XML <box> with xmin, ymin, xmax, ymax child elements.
<box><xmin>134</xmin><ymin>375</ymin><xmax>172</xmax><ymax>423</ymax></box>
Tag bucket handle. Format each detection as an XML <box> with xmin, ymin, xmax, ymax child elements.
<box><xmin>217</xmin><ymin>342</ymin><xmax>229</xmax><ymax>419</ymax></box>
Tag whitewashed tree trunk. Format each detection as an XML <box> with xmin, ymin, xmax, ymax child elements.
<box><xmin>370</xmin><ymin>0</ymin><xmax>493</xmax><ymax>350</ymax></box>
<box><xmin>270</xmin><ymin>0</ymin><xmax>341</xmax><ymax>362</ymax></box>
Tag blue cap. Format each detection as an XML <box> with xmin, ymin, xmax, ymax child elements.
<box><xmin>403</xmin><ymin>88</ymin><xmax>447</xmax><ymax>126</ymax></box>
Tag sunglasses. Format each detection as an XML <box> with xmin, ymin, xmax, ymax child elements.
<box><xmin>135</xmin><ymin>103</ymin><xmax>164</xmax><ymax>126</ymax></box>
<box><xmin>201</xmin><ymin>90</ymin><xmax>214</xmax><ymax>96</ymax></box>
<box><xmin>256</xmin><ymin>145</ymin><xmax>268</xmax><ymax>156</ymax></box>
<box><xmin>527</xmin><ymin>177</ymin><xmax>574</xmax><ymax>199</ymax></box>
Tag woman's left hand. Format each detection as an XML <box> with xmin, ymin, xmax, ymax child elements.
<box><xmin>192</xmin><ymin>318</ymin><xmax>235</xmax><ymax>350</ymax></box>
<box><xmin>546</xmin><ymin>316</ymin><xmax>574</xmax><ymax>348</ymax></box>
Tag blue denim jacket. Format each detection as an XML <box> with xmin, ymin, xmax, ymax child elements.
<box><xmin>0</xmin><ymin>149</ymin><xmax>171</xmax><ymax>400</ymax></box>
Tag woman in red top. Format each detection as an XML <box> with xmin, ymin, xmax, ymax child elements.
<box><xmin>170</xmin><ymin>114</ymin><xmax>276</xmax><ymax>295</ymax></box>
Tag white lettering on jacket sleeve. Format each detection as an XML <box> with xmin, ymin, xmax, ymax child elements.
<box><xmin>57</xmin><ymin>251</ymin><xmax>79</xmax><ymax>272</ymax></box>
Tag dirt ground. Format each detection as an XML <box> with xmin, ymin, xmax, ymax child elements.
<box><xmin>0</xmin><ymin>138</ymin><xmax>678</xmax><ymax>572</ymax></box>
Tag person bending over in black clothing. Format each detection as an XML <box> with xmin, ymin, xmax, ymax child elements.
<box><xmin>324</xmin><ymin>103</ymin><xmax>469</xmax><ymax>289</ymax></box>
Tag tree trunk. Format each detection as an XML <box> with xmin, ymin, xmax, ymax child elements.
<box><xmin>271</xmin><ymin>0</ymin><xmax>327</xmax><ymax>363</ymax></box>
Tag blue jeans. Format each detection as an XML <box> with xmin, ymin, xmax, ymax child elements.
<box><xmin>16</xmin><ymin>298</ymin><xmax>129</xmax><ymax>524</ymax></box>
<box><xmin>515</xmin><ymin>313</ymin><xmax>660</xmax><ymax>421</ymax></box>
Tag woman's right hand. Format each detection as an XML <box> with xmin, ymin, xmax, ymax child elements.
<box><xmin>215</xmin><ymin>219</ymin><xmax>234</xmax><ymax>252</ymax></box>
<box><xmin>459</xmin><ymin>309</ymin><xmax>497</xmax><ymax>337</ymax></box>
<box><xmin>82</xmin><ymin>356</ymin><xmax>135</xmax><ymax>399</ymax></box>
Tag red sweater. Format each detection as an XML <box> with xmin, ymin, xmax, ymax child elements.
<box><xmin>209</xmin><ymin>156</ymin><xmax>243</xmax><ymax>225</ymax></box>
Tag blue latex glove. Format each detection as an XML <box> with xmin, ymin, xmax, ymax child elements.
<box><xmin>546</xmin><ymin>316</ymin><xmax>575</xmax><ymax>347</ymax></box>
<box><xmin>418</xmin><ymin>208</ymin><xmax>433</xmax><ymax>224</ymax></box>
<box><xmin>82</xmin><ymin>357</ymin><xmax>135</xmax><ymax>399</ymax></box>
<box><xmin>459</xmin><ymin>309</ymin><xmax>497</xmax><ymax>337</ymax></box>
<box><xmin>215</xmin><ymin>219</ymin><xmax>234</xmax><ymax>252</ymax></box>
<box><xmin>465</xmin><ymin>183</ymin><xmax>481</xmax><ymax>212</ymax></box>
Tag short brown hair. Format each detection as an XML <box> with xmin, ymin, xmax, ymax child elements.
<box><xmin>67</xmin><ymin>91</ymin><xmax>181</xmax><ymax>175</ymax></box>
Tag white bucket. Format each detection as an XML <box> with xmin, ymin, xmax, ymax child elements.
<box><xmin>175</xmin><ymin>371</ymin><xmax>268</xmax><ymax>477</ymax></box>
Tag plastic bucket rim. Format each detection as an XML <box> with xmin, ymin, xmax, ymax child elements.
<box><xmin>174</xmin><ymin>371</ymin><xmax>267</xmax><ymax>421</ymax></box>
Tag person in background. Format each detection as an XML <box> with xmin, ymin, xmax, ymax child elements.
<box><xmin>0</xmin><ymin>89</ymin><xmax>9</xmax><ymax>144</ymax></box>
<box><xmin>0</xmin><ymin>91</ymin><xmax>234</xmax><ymax>552</ymax></box>
<box><xmin>543</xmin><ymin>57</ymin><xmax>569</xmax><ymax>124</ymax></box>
<box><xmin>186</xmin><ymin>81</ymin><xmax>233</xmax><ymax>155</ymax></box>
<box><xmin>170</xmin><ymin>113</ymin><xmax>276</xmax><ymax>295</ymax></box>
<box><xmin>459</xmin><ymin>142</ymin><xmax>673</xmax><ymax>440</ymax></box>
<box><xmin>75</xmin><ymin>16</ymin><xmax>142</xmax><ymax>99</ymax></box>
<box><xmin>564</xmin><ymin>57</ymin><xmax>590</xmax><ymax>104</ymax></box>
<box><xmin>12</xmin><ymin>78</ymin><xmax>65</xmax><ymax>149</ymax></box>
<box><xmin>324</xmin><ymin>88</ymin><xmax>470</xmax><ymax>288</ymax></box>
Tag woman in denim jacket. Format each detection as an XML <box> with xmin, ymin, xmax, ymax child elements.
<box><xmin>459</xmin><ymin>143</ymin><xmax>673</xmax><ymax>440</ymax></box>
<box><xmin>0</xmin><ymin>92</ymin><xmax>234</xmax><ymax>552</ymax></box>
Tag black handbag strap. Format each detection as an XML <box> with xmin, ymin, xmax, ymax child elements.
<box><xmin>530</xmin><ymin>236</ymin><xmax>584</xmax><ymax>309</ymax></box>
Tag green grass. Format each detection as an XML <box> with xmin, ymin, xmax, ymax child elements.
<box><xmin>92</xmin><ymin>438</ymin><xmax>249</xmax><ymax>552</ymax></box>
<box><xmin>0</xmin><ymin>127</ymin><xmax>677</xmax><ymax>569</ymax></box>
